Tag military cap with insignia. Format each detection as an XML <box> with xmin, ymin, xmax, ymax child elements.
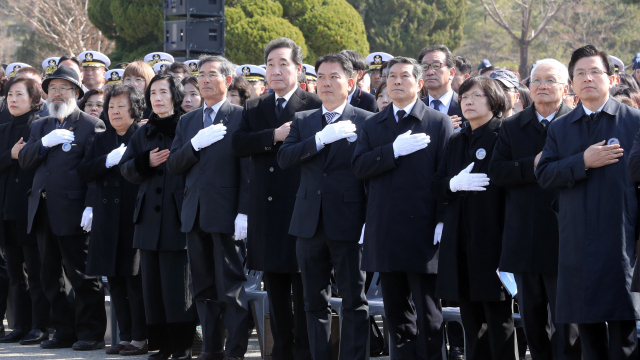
<box><xmin>105</xmin><ymin>69</ymin><xmax>124</xmax><ymax>85</ymax></box>
<box><xmin>78</xmin><ymin>51</ymin><xmax>111</xmax><ymax>68</ymax></box>
<box><xmin>366</xmin><ymin>52</ymin><xmax>393</xmax><ymax>70</ymax></box>
<box><xmin>610</xmin><ymin>56</ymin><xmax>624</xmax><ymax>73</ymax></box>
<box><xmin>153</xmin><ymin>62</ymin><xmax>170</xmax><ymax>74</ymax></box>
<box><xmin>185</xmin><ymin>60</ymin><xmax>200</xmax><ymax>75</ymax></box>
<box><xmin>236</xmin><ymin>64</ymin><xmax>266</xmax><ymax>81</ymax></box>
<box><xmin>302</xmin><ymin>64</ymin><xmax>317</xmax><ymax>81</ymax></box>
<box><xmin>5</xmin><ymin>63</ymin><xmax>32</xmax><ymax>78</ymax></box>
<box><xmin>42</xmin><ymin>57</ymin><xmax>60</xmax><ymax>76</ymax></box>
<box><xmin>144</xmin><ymin>52</ymin><xmax>175</xmax><ymax>67</ymax></box>
<box><xmin>112</xmin><ymin>62</ymin><xmax>129</xmax><ymax>70</ymax></box>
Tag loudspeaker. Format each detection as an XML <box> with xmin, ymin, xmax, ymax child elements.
<box><xmin>164</xmin><ymin>0</ymin><xmax>224</xmax><ymax>18</ymax></box>
<box><xmin>164</xmin><ymin>18</ymin><xmax>225</xmax><ymax>54</ymax></box>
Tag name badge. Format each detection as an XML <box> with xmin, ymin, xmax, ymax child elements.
<box><xmin>62</xmin><ymin>143</ymin><xmax>72</xmax><ymax>152</ymax></box>
<box><xmin>476</xmin><ymin>148</ymin><xmax>486</xmax><ymax>160</ymax></box>
<box><xmin>607</xmin><ymin>138</ymin><xmax>620</xmax><ymax>146</ymax></box>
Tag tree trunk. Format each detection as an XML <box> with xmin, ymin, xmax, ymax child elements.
<box><xmin>519</xmin><ymin>42</ymin><xmax>529</xmax><ymax>78</ymax></box>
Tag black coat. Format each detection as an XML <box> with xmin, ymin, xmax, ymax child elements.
<box><xmin>232</xmin><ymin>87</ymin><xmax>322</xmax><ymax>272</ymax></box>
<box><xmin>119</xmin><ymin>112</ymin><xmax>186</xmax><ymax>251</ymax></box>
<box><xmin>18</xmin><ymin>109</ymin><xmax>105</xmax><ymax>236</ymax></box>
<box><xmin>536</xmin><ymin>98</ymin><xmax>640</xmax><ymax>323</ymax></box>
<box><xmin>277</xmin><ymin>104</ymin><xmax>372</xmax><ymax>241</ymax></box>
<box><xmin>432</xmin><ymin>118</ymin><xmax>507</xmax><ymax>302</ymax></box>
<box><xmin>488</xmin><ymin>103</ymin><xmax>572</xmax><ymax>275</ymax></box>
<box><xmin>77</xmin><ymin>124</ymin><xmax>140</xmax><ymax>276</ymax></box>
<box><xmin>166</xmin><ymin>101</ymin><xmax>249</xmax><ymax>234</ymax></box>
<box><xmin>352</xmin><ymin>99</ymin><xmax>453</xmax><ymax>273</ymax></box>
<box><xmin>0</xmin><ymin>111</ymin><xmax>37</xmax><ymax>246</ymax></box>
<box><xmin>350</xmin><ymin>86</ymin><xmax>378</xmax><ymax>113</ymax></box>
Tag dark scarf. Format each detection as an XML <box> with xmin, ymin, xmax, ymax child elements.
<box><xmin>145</xmin><ymin>110</ymin><xmax>183</xmax><ymax>140</ymax></box>
<box><xmin>11</xmin><ymin>110</ymin><xmax>36</xmax><ymax>127</ymax></box>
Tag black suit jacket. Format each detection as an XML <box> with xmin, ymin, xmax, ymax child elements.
<box><xmin>167</xmin><ymin>101</ymin><xmax>249</xmax><ymax>234</ymax></box>
<box><xmin>277</xmin><ymin>104</ymin><xmax>372</xmax><ymax>241</ymax></box>
<box><xmin>488</xmin><ymin>102</ymin><xmax>571</xmax><ymax>275</ymax></box>
<box><xmin>351</xmin><ymin>100</ymin><xmax>453</xmax><ymax>273</ymax></box>
<box><xmin>350</xmin><ymin>86</ymin><xmax>378</xmax><ymax>113</ymax></box>
<box><xmin>232</xmin><ymin>87</ymin><xmax>322</xmax><ymax>272</ymax></box>
<box><xmin>18</xmin><ymin>109</ymin><xmax>105</xmax><ymax>236</ymax></box>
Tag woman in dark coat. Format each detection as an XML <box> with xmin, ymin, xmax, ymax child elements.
<box><xmin>119</xmin><ymin>74</ymin><xmax>196</xmax><ymax>360</ymax></box>
<box><xmin>77</xmin><ymin>83</ymin><xmax>148</xmax><ymax>355</ymax></box>
<box><xmin>432</xmin><ymin>76</ymin><xmax>515</xmax><ymax>360</ymax></box>
<box><xmin>0</xmin><ymin>77</ymin><xmax>50</xmax><ymax>344</ymax></box>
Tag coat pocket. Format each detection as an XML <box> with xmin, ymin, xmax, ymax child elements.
<box><xmin>133</xmin><ymin>191</ymin><xmax>145</xmax><ymax>223</ymax></box>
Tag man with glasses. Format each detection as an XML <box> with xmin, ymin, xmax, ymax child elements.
<box><xmin>537</xmin><ymin>45</ymin><xmax>640</xmax><ymax>359</ymax></box>
<box><xmin>18</xmin><ymin>66</ymin><xmax>107</xmax><ymax>351</ymax></box>
<box><xmin>490</xmin><ymin>59</ymin><xmax>581</xmax><ymax>360</ymax></box>
<box><xmin>490</xmin><ymin>69</ymin><xmax>520</xmax><ymax>118</ymax></box>
<box><xmin>563</xmin><ymin>84</ymin><xmax>579</xmax><ymax>109</ymax></box>
<box><xmin>418</xmin><ymin>45</ymin><xmax>465</xmax><ymax>132</ymax></box>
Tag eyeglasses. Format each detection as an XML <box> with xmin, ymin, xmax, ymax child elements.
<box><xmin>574</xmin><ymin>69</ymin><xmax>606</xmax><ymax>79</ymax></box>
<box><xmin>48</xmin><ymin>86</ymin><xmax>74</xmax><ymax>95</ymax></box>
<box><xmin>531</xmin><ymin>79</ymin><xmax>564</xmax><ymax>87</ymax></box>
<box><xmin>85</xmin><ymin>102</ymin><xmax>103</xmax><ymax>108</ymax></box>
<box><xmin>197</xmin><ymin>72</ymin><xmax>221</xmax><ymax>80</ymax></box>
<box><xmin>123</xmin><ymin>77</ymin><xmax>145</xmax><ymax>85</ymax></box>
<box><xmin>422</xmin><ymin>62</ymin><xmax>446</xmax><ymax>71</ymax></box>
<box><xmin>460</xmin><ymin>93</ymin><xmax>486</xmax><ymax>101</ymax></box>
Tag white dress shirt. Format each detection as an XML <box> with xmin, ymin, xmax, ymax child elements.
<box><xmin>315</xmin><ymin>101</ymin><xmax>348</xmax><ymax>151</ymax></box>
<box><xmin>202</xmin><ymin>98</ymin><xmax>226</xmax><ymax>125</ymax></box>
<box><xmin>428</xmin><ymin>90</ymin><xmax>454</xmax><ymax>114</ymax></box>
<box><xmin>275</xmin><ymin>86</ymin><xmax>298</xmax><ymax>109</ymax></box>
<box><xmin>392</xmin><ymin>99</ymin><xmax>418</xmax><ymax>122</ymax></box>
<box><xmin>582</xmin><ymin>102</ymin><xmax>606</xmax><ymax>116</ymax></box>
<box><xmin>536</xmin><ymin>111</ymin><xmax>557</xmax><ymax>123</ymax></box>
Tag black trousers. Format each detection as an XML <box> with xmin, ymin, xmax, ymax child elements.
<box><xmin>514</xmin><ymin>272</ymin><xmax>581</xmax><ymax>360</ymax></box>
<box><xmin>263</xmin><ymin>271</ymin><xmax>311</xmax><ymax>360</ymax></box>
<box><xmin>379</xmin><ymin>272</ymin><xmax>444</xmax><ymax>360</ymax></box>
<box><xmin>578</xmin><ymin>320</ymin><xmax>637</xmax><ymax>360</ymax></box>
<box><xmin>34</xmin><ymin>200</ymin><xmax>106</xmax><ymax>341</ymax></box>
<box><xmin>296</xmin><ymin>224</ymin><xmax>369</xmax><ymax>360</ymax></box>
<box><xmin>187</xmin><ymin>218</ymin><xmax>249</xmax><ymax>357</ymax></box>
<box><xmin>458</xmin><ymin>299</ymin><xmax>516</xmax><ymax>360</ymax></box>
<box><xmin>108</xmin><ymin>274</ymin><xmax>147</xmax><ymax>342</ymax></box>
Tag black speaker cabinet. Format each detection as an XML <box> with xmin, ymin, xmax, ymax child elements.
<box><xmin>165</xmin><ymin>18</ymin><xmax>225</xmax><ymax>54</ymax></box>
<box><xmin>164</xmin><ymin>0</ymin><xmax>224</xmax><ymax>17</ymax></box>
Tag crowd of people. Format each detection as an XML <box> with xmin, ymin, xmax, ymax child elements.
<box><xmin>0</xmin><ymin>36</ymin><xmax>639</xmax><ymax>360</ymax></box>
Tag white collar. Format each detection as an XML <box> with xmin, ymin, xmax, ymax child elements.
<box><xmin>392</xmin><ymin>98</ymin><xmax>418</xmax><ymax>118</ymax></box>
<box><xmin>582</xmin><ymin>102</ymin><xmax>606</xmax><ymax>116</ymax></box>
<box><xmin>203</xmin><ymin>98</ymin><xmax>226</xmax><ymax>114</ymax></box>
<box><xmin>428</xmin><ymin>90</ymin><xmax>454</xmax><ymax>107</ymax></box>
<box><xmin>322</xmin><ymin>101</ymin><xmax>348</xmax><ymax>117</ymax></box>
<box><xmin>536</xmin><ymin>111</ymin><xmax>557</xmax><ymax>122</ymax></box>
<box><xmin>275</xmin><ymin>86</ymin><xmax>298</xmax><ymax>103</ymax></box>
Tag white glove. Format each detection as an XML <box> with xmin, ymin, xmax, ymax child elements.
<box><xmin>392</xmin><ymin>130</ymin><xmax>430</xmax><ymax>158</ymax></box>
<box><xmin>317</xmin><ymin>121</ymin><xmax>357</xmax><ymax>145</ymax></box>
<box><xmin>449</xmin><ymin>163</ymin><xmax>490</xmax><ymax>192</ymax></box>
<box><xmin>42</xmin><ymin>129</ymin><xmax>74</xmax><ymax>148</ymax></box>
<box><xmin>80</xmin><ymin>207</ymin><xmax>93</xmax><ymax>232</ymax></box>
<box><xmin>433</xmin><ymin>222</ymin><xmax>444</xmax><ymax>245</ymax></box>
<box><xmin>106</xmin><ymin>144</ymin><xmax>127</xmax><ymax>168</ymax></box>
<box><xmin>358</xmin><ymin>223</ymin><xmax>365</xmax><ymax>244</ymax></box>
<box><xmin>191</xmin><ymin>124</ymin><xmax>227</xmax><ymax>151</ymax></box>
<box><xmin>234</xmin><ymin>213</ymin><xmax>247</xmax><ymax>240</ymax></box>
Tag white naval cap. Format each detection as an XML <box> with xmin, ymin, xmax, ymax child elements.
<box><xmin>78</xmin><ymin>51</ymin><xmax>111</xmax><ymax>68</ymax></box>
<box><xmin>5</xmin><ymin>63</ymin><xmax>32</xmax><ymax>78</ymax></box>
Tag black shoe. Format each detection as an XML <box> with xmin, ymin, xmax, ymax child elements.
<box><xmin>172</xmin><ymin>348</ymin><xmax>191</xmax><ymax>359</ymax></box>
<box><xmin>449</xmin><ymin>346</ymin><xmax>465</xmax><ymax>360</ymax></box>
<box><xmin>0</xmin><ymin>325</ymin><xmax>5</xmax><ymax>338</ymax></box>
<box><xmin>149</xmin><ymin>349</ymin><xmax>174</xmax><ymax>360</ymax></box>
<box><xmin>20</xmin><ymin>329</ymin><xmax>49</xmax><ymax>345</ymax></box>
<box><xmin>40</xmin><ymin>338</ymin><xmax>75</xmax><ymax>349</ymax></box>
<box><xmin>0</xmin><ymin>329</ymin><xmax>27</xmax><ymax>343</ymax></box>
<box><xmin>72</xmin><ymin>340</ymin><xmax>106</xmax><ymax>351</ymax></box>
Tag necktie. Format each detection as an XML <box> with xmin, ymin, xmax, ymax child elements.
<box><xmin>587</xmin><ymin>112</ymin><xmax>597</xmax><ymax>134</ymax></box>
<box><xmin>396</xmin><ymin>110</ymin><xmax>406</xmax><ymax>122</ymax></box>
<box><xmin>324</xmin><ymin>112</ymin><xmax>339</xmax><ymax>125</ymax></box>
<box><xmin>204</xmin><ymin>107</ymin><xmax>214</xmax><ymax>128</ymax></box>
<box><xmin>540</xmin><ymin>119</ymin><xmax>549</xmax><ymax>127</ymax></box>
<box><xmin>431</xmin><ymin>99</ymin><xmax>443</xmax><ymax>112</ymax></box>
<box><xmin>275</xmin><ymin>98</ymin><xmax>285</xmax><ymax>118</ymax></box>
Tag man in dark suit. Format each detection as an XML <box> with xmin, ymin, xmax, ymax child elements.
<box><xmin>340</xmin><ymin>50</ymin><xmax>378</xmax><ymax>113</ymax></box>
<box><xmin>537</xmin><ymin>45</ymin><xmax>640</xmax><ymax>360</ymax></box>
<box><xmin>418</xmin><ymin>45</ymin><xmax>465</xmax><ymax>132</ymax></box>
<box><xmin>489</xmin><ymin>58</ymin><xmax>581</xmax><ymax>360</ymax></box>
<box><xmin>167</xmin><ymin>55</ymin><xmax>249</xmax><ymax>360</ymax></box>
<box><xmin>277</xmin><ymin>53</ymin><xmax>371</xmax><ymax>360</ymax></box>
<box><xmin>18</xmin><ymin>66</ymin><xmax>107</xmax><ymax>351</ymax></box>
<box><xmin>232</xmin><ymin>38</ymin><xmax>322</xmax><ymax>360</ymax></box>
<box><xmin>352</xmin><ymin>57</ymin><xmax>453</xmax><ymax>360</ymax></box>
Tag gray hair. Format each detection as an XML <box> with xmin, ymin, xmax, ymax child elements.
<box><xmin>530</xmin><ymin>59</ymin><xmax>569</xmax><ymax>84</ymax></box>
<box><xmin>198</xmin><ymin>55</ymin><xmax>234</xmax><ymax>77</ymax></box>
<box><xmin>264</xmin><ymin>37</ymin><xmax>303</xmax><ymax>66</ymax></box>
<box><xmin>386</xmin><ymin>57</ymin><xmax>423</xmax><ymax>81</ymax></box>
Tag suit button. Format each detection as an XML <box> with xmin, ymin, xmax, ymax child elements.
<box><xmin>115</xmin><ymin>182</ymin><xmax>119</xmax><ymax>186</ymax></box>
<box><xmin>566</xmin><ymin>181</ymin><xmax>572</xmax><ymax>185</ymax></box>
<box><xmin>376</xmin><ymin>157</ymin><xmax>380</xmax><ymax>161</ymax></box>
<box><xmin>157</xmin><ymin>169</ymin><xmax>164</xmax><ymax>176</ymax></box>
<box><xmin>515</xmin><ymin>162</ymin><xmax>519</xmax><ymax>167</ymax></box>
<box><xmin>154</xmin><ymin>205</ymin><xmax>161</xmax><ymax>212</ymax></box>
<box><xmin>268</xmin><ymin>196</ymin><xmax>273</xmax><ymax>201</ymax></box>
<box><xmin>46</xmin><ymin>172</ymin><xmax>49</xmax><ymax>176</ymax></box>
<box><xmin>103</xmin><ymin>199</ymin><xmax>107</xmax><ymax>203</ymax></box>
<box><xmin>104</xmin><ymin>182</ymin><xmax>108</xmax><ymax>186</ymax></box>
<box><xmin>317</xmin><ymin>190</ymin><xmax>321</xmax><ymax>194</ymax></box>
<box><xmin>323</xmin><ymin>173</ymin><xmax>327</xmax><ymax>177</ymax></box>
<box><xmin>114</xmin><ymin>199</ymin><xmax>119</xmax><ymax>203</ymax></box>
<box><xmin>156</xmin><ymin>188</ymin><xmax>162</xmax><ymax>194</ymax></box>
<box><xmin>269</xmin><ymin>167</ymin><xmax>274</xmax><ymax>172</ymax></box>
<box><xmin>15</xmin><ymin>179</ymin><xmax>18</xmax><ymax>182</ymax></box>
<box><xmin>200</xmin><ymin>170</ymin><xmax>205</xmax><ymax>174</ymax></box>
